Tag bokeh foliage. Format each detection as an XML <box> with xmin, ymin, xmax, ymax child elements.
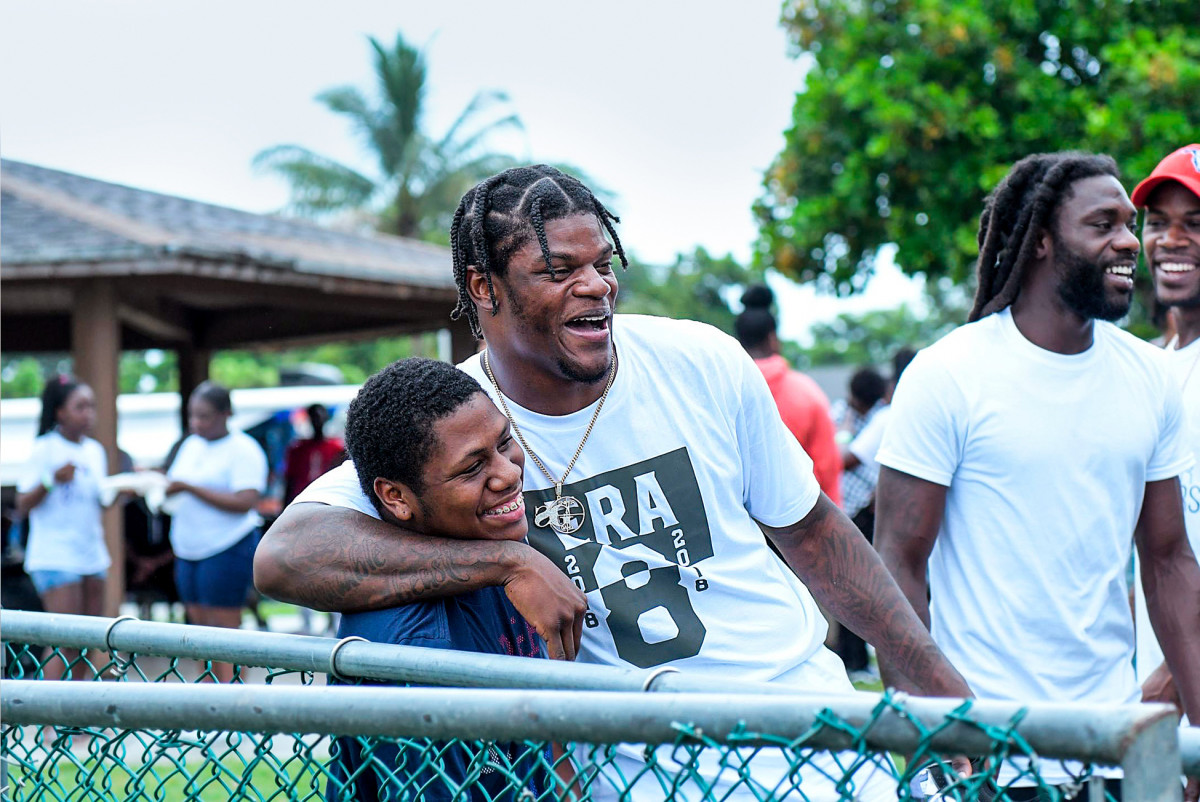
<box><xmin>755</xmin><ymin>0</ymin><xmax>1200</xmax><ymax>293</ymax></box>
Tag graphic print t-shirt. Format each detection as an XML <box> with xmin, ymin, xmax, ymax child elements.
<box><xmin>298</xmin><ymin>315</ymin><xmax>836</xmax><ymax>687</ymax></box>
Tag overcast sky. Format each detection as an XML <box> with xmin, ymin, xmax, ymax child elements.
<box><xmin>0</xmin><ymin>0</ymin><xmax>921</xmax><ymax>342</ymax></box>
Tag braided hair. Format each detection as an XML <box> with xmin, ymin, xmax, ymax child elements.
<box><xmin>449</xmin><ymin>165</ymin><xmax>628</xmax><ymax>339</ymax></box>
<box><xmin>969</xmin><ymin>152</ymin><xmax>1120</xmax><ymax>322</ymax></box>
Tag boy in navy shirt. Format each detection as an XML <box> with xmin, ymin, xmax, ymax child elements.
<box><xmin>324</xmin><ymin>358</ymin><xmax>548</xmax><ymax>802</ymax></box>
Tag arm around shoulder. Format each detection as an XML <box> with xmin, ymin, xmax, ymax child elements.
<box><xmin>254</xmin><ymin>501</ymin><xmax>588</xmax><ymax>659</ymax></box>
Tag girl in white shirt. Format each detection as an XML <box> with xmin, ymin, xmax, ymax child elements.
<box><xmin>16</xmin><ymin>375</ymin><xmax>111</xmax><ymax>679</ymax></box>
<box><xmin>165</xmin><ymin>382</ymin><xmax>267</xmax><ymax>683</ymax></box>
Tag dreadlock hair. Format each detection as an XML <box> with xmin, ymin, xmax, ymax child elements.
<box><xmin>343</xmin><ymin>357</ymin><xmax>486</xmax><ymax>516</ymax></box>
<box><xmin>969</xmin><ymin>152</ymin><xmax>1120</xmax><ymax>322</ymax></box>
<box><xmin>37</xmin><ymin>374</ymin><xmax>84</xmax><ymax>436</ymax></box>
<box><xmin>735</xmin><ymin>284</ymin><xmax>778</xmax><ymax>349</ymax></box>
<box><xmin>449</xmin><ymin>165</ymin><xmax>629</xmax><ymax>339</ymax></box>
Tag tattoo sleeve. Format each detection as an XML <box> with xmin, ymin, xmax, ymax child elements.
<box><xmin>763</xmin><ymin>490</ymin><xmax>970</xmax><ymax>699</ymax></box>
<box><xmin>253</xmin><ymin>503</ymin><xmax>523</xmax><ymax>612</ymax></box>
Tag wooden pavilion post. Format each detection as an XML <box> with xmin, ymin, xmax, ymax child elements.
<box><xmin>71</xmin><ymin>279</ymin><xmax>124</xmax><ymax>618</ymax></box>
<box><xmin>176</xmin><ymin>344</ymin><xmax>211</xmax><ymax>435</ymax></box>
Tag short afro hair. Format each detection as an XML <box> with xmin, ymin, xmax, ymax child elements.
<box><xmin>344</xmin><ymin>358</ymin><xmax>486</xmax><ymax>515</ymax></box>
<box><xmin>849</xmin><ymin>367</ymin><xmax>887</xmax><ymax>409</ymax></box>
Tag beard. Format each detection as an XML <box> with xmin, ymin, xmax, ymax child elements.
<box><xmin>1054</xmin><ymin>242</ymin><xmax>1131</xmax><ymax>322</ymax></box>
<box><xmin>556</xmin><ymin>353</ymin><xmax>612</xmax><ymax>384</ymax></box>
<box><xmin>502</xmin><ymin>274</ymin><xmax>612</xmax><ymax>385</ymax></box>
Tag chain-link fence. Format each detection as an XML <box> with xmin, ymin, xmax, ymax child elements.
<box><xmin>1</xmin><ymin>611</ymin><xmax>1192</xmax><ymax>802</ymax></box>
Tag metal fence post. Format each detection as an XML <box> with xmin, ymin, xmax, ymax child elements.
<box><xmin>1121</xmin><ymin>712</ymin><xmax>1183</xmax><ymax>802</ymax></box>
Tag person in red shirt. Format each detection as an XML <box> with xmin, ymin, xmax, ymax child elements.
<box><xmin>735</xmin><ymin>285</ymin><xmax>842</xmax><ymax>507</ymax></box>
<box><xmin>284</xmin><ymin>404</ymin><xmax>347</xmax><ymax>504</ymax></box>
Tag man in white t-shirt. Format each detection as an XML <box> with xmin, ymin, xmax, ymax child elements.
<box><xmin>255</xmin><ymin>165</ymin><xmax>972</xmax><ymax>801</ymax></box>
<box><xmin>1131</xmin><ymin>145</ymin><xmax>1200</xmax><ymax>718</ymax></box>
<box><xmin>874</xmin><ymin>152</ymin><xmax>1200</xmax><ymax>799</ymax></box>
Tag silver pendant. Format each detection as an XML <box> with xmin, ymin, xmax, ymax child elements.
<box><xmin>534</xmin><ymin>495</ymin><xmax>586</xmax><ymax>535</ymax></box>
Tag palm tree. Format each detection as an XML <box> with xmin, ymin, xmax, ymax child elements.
<box><xmin>254</xmin><ymin>32</ymin><xmax>522</xmax><ymax>240</ymax></box>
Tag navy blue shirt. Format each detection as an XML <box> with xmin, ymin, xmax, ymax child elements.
<box><xmin>327</xmin><ymin>587</ymin><xmax>548</xmax><ymax>802</ymax></box>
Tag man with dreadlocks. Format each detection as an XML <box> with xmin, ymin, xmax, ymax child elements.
<box><xmin>256</xmin><ymin>164</ymin><xmax>971</xmax><ymax>801</ymax></box>
<box><xmin>874</xmin><ymin>152</ymin><xmax>1200</xmax><ymax>799</ymax></box>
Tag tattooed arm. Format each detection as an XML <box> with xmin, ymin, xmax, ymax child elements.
<box><xmin>761</xmin><ymin>492</ymin><xmax>970</xmax><ymax>699</ymax></box>
<box><xmin>254</xmin><ymin>502</ymin><xmax>587</xmax><ymax>660</ymax></box>
<box><xmin>872</xmin><ymin>466</ymin><xmax>951</xmax><ymax>694</ymax></box>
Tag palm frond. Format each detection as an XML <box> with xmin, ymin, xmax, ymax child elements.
<box><xmin>436</xmin><ymin>89</ymin><xmax>524</xmax><ymax>155</ymax></box>
<box><xmin>368</xmin><ymin>33</ymin><xmax>425</xmax><ymax>175</ymax></box>
<box><xmin>252</xmin><ymin>145</ymin><xmax>378</xmax><ymax>216</ymax></box>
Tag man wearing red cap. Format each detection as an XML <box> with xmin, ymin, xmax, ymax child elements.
<box><xmin>1131</xmin><ymin>145</ymin><xmax>1200</xmax><ymax>722</ymax></box>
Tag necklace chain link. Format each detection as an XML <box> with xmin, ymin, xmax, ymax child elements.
<box><xmin>482</xmin><ymin>348</ymin><xmax>617</xmax><ymax>498</ymax></box>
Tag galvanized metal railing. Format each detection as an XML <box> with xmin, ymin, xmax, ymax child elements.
<box><xmin>1</xmin><ymin>611</ymin><xmax>1193</xmax><ymax>802</ymax></box>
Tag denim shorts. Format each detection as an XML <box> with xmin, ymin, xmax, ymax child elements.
<box><xmin>174</xmin><ymin>529</ymin><xmax>259</xmax><ymax>608</ymax></box>
<box><xmin>29</xmin><ymin>569</ymin><xmax>107</xmax><ymax>595</ymax></box>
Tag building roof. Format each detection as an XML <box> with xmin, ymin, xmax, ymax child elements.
<box><xmin>1</xmin><ymin>160</ymin><xmax>466</xmax><ymax>353</ymax></box>
<box><xmin>1</xmin><ymin>159</ymin><xmax>454</xmax><ymax>289</ymax></box>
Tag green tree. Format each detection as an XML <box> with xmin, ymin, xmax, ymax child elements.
<box><xmin>790</xmin><ymin>300</ymin><xmax>964</xmax><ymax>368</ymax></box>
<box><xmin>254</xmin><ymin>32</ymin><xmax>521</xmax><ymax>240</ymax></box>
<box><xmin>756</xmin><ymin>0</ymin><xmax>1200</xmax><ymax>293</ymax></box>
<box><xmin>618</xmin><ymin>247</ymin><xmax>763</xmax><ymax>333</ymax></box>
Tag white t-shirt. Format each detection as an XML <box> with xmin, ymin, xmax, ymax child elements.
<box><xmin>17</xmin><ymin>431</ymin><xmax>111</xmax><ymax>575</ymax></box>
<box><xmin>1134</xmin><ymin>337</ymin><xmax>1200</xmax><ymax>689</ymax></box>
<box><xmin>298</xmin><ymin>315</ymin><xmax>897</xmax><ymax>801</ymax></box>
<box><xmin>166</xmin><ymin>431</ymin><xmax>268</xmax><ymax>560</ymax></box>
<box><xmin>877</xmin><ymin>308</ymin><xmax>1191</xmax><ymax>782</ymax></box>
<box><xmin>847</xmin><ymin>405</ymin><xmax>892</xmax><ymax>475</ymax></box>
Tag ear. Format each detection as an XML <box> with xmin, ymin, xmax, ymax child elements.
<box><xmin>1034</xmin><ymin>227</ymin><xmax>1052</xmax><ymax>262</ymax></box>
<box><xmin>466</xmin><ymin>266</ymin><xmax>499</xmax><ymax>314</ymax></box>
<box><xmin>373</xmin><ymin>478</ymin><xmax>418</xmax><ymax>522</ymax></box>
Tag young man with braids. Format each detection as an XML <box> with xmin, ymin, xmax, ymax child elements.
<box><xmin>874</xmin><ymin>152</ymin><xmax>1200</xmax><ymax>800</ymax></box>
<box><xmin>1131</xmin><ymin>145</ymin><xmax>1200</xmax><ymax>726</ymax></box>
<box><xmin>256</xmin><ymin>165</ymin><xmax>970</xmax><ymax>800</ymax></box>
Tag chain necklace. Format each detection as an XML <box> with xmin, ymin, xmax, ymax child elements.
<box><xmin>482</xmin><ymin>348</ymin><xmax>617</xmax><ymax>535</ymax></box>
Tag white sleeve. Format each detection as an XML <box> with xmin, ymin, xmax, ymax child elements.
<box><xmin>290</xmin><ymin>460</ymin><xmax>381</xmax><ymax>520</ymax></box>
<box><xmin>229</xmin><ymin>435</ymin><xmax>269</xmax><ymax>493</ymax></box>
<box><xmin>734</xmin><ymin>346</ymin><xmax>822</xmax><ymax>526</ymax></box>
<box><xmin>876</xmin><ymin>350</ymin><xmax>966</xmax><ymax>487</ymax></box>
<box><xmin>16</xmin><ymin>437</ymin><xmax>51</xmax><ymax>493</ymax></box>
<box><xmin>848</xmin><ymin>407</ymin><xmax>890</xmax><ymax>472</ymax></box>
<box><xmin>1148</xmin><ymin>367</ymin><xmax>1195</xmax><ymax>481</ymax></box>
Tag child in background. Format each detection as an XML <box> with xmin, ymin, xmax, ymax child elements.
<box><xmin>16</xmin><ymin>375</ymin><xmax>110</xmax><ymax>679</ymax></box>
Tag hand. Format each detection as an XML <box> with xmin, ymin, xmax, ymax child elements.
<box><xmin>1185</xmin><ymin>776</ymin><xmax>1198</xmax><ymax>802</ymax></box>
<box><xmin>1140</xmin><ymin>661</ymin><xmax>1182</xmax><ymax>716</ymax></box>
<box><xmin>165</xmin><ymin>480</ymin><xmax>191</xmax><ymax>496</ymax></box>
<box><xmin>52</xmin><ymin>463</ymin><xmax>76</xmax><ymax>483</ymax></box>
<box><xmin>502</xmin><ymin>546</ymin><xmax>587</xmax><ymax>661</ymax></box>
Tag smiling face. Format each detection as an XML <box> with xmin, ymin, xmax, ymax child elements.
<box><xmin>1145</xmin><ymin>181</ymin><xmax>1200</xmax><ymax>311</ymax></box>
<box><xmin>1048</xmin><ymin>175</ymin><xmax>1141</xmax><ymax>321</ymax></box>
<box><xmin>471</xmin><ymin>213</ymin><xmax>618</xmax><ymax>388</ymax></box>
<box><xmin>376</xmin><ymin>393</ymin><xmax>528</xmax><ymax>543</ymax></box>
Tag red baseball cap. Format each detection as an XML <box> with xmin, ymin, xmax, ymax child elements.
<box><xmin>1130</xmin><ymin>144</ymin><xmax>1200</xmax><ymax>207</ymax></box>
